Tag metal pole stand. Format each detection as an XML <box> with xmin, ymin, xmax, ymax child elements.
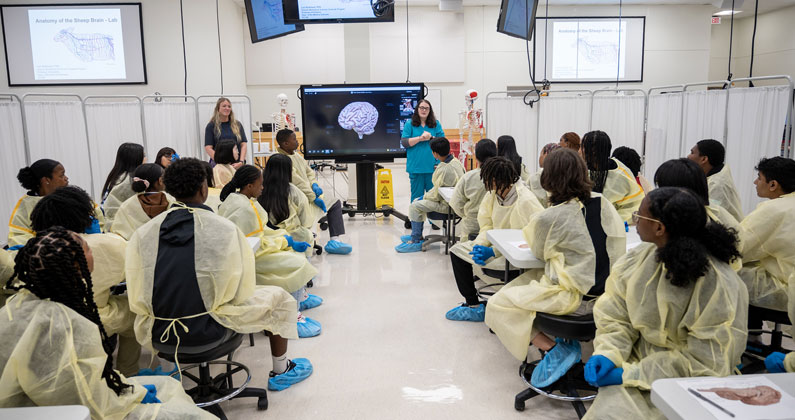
<box><xmin>342</xmin><ymin>162</ymin><xmax>409</xmax><ymax>226</ymax></box>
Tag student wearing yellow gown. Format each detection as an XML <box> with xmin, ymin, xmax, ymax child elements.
<box><xmin>527</xmin><ymin>143</ymin><xmax>561</xmax><ymax>207</ymax></box>
<box><xmin>9</xmin><ymin>159</ymin><xmax>105</xmax><ymax>247</ymax></box>
<box><xmin>202</xmin><ymin>161</ymin><xmax>223</xmax><ymax>212</ymax></box>
<box><xmin>448</xmin><ymin>139</ymin><xmax>497</xmax><ymax>241</ymax></box>
<box><xmin>687</xmin><ymin>139</ymin><xmax>744</xmax><ymax>221</ymax></box>
<box><xmin>110</xmin><ymin>164</ymin><xmax>171</xmax><ymax>240</ymax></box>
<box><xmin>496</xmin><ymin>135</ymin><xmax>531</xmax><ymax>184</ymax></box>
<box><xmin>101</xmin><ymin>143</ymin><xmax>145</xmax><ymax>225</ymax></box>
<box><xmin>583</xmin><ymin>188</ymin><xmax>747</xmax><ymax>420</ymax></box>
<box><xmin>218</xmin><ymin>165</ymin><xmax>321</xmax><ymax>338</ymax></box>
<box><xmin>1</xmin><ymin>227</ymin><xmax>214</xmax><ymax>419</ymax></box>
<box><xmin>212</xmin><ymin>139</ymin><xmax>238</xmax><ymax>189</ymax></box>
<box><xmin>259</xmin><ymin>155</ymin><xmax>315</xmax><ymax>256</ymax></box>
<box><xmin>580</xmin><ymin>131</ymin><xmax>645</xmax><ymax>222</ymax></box>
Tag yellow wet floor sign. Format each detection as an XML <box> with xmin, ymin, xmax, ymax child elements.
<box><xmin>376</xmin><ymin>168</ymin><xmax>394</xmax><ymax>208</ymax></box>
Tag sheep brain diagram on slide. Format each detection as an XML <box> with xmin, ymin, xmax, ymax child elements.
<box><xmin>54</xmin><ymin>28</ymin><xmax>115</xmax><ymax>62</ymax></box>
<box><xmin>338</xmin><ymin>102</ymin><xmax>379</xmax><ymax>139</ymax></box>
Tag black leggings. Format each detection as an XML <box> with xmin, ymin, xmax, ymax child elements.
<box><xmin>451</xmin><ymin>252</ymin><xmax>480</xmax><ymax>306</ymax></box>
<box><xmin>327</xmin><ymin>199</ymin><xmax>345</xmax><ymax>237</ymax></box>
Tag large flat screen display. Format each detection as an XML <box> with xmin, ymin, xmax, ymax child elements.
<box><xmin>244</xmin><ymin>0</ymin><xmax>303</xmax><ymax>43</ymax></box>
<box><xmin>497</xmin><ymin>0</ymin><xmax>539</xmax><ymax>41</ymax></box>
<box><xmin>1</xmin><ymin>3</ymin><xmax>147</xmax><ymax>86</ymax></box>
<box><xmin>300</xmin><ymin>83</ymin><xmax>425</xmax><ymax>162</ymax></box>
<box><xmin>283</xmin><ymin>0</ymin><xmax>394</xmax><ymax>24</ymax></box>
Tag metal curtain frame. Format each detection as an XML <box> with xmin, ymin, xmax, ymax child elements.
<box><xmin>484</xmin><ymin>90</ymin><xmax>530</xmax><ymax>140</ymax></box>
<box><xmin>82</xmin><ymin>95</ymin><xmax>147</xmax><ymax>152</ymax></box>
<box><xmin>0</xmin><ymin>93</ymin><xmax>30</xmax><ymax>166</ymax></box>
<box><xmin>679</xmin><ymin>80</ymin><xmax>730</xmax><ymax>156</ymax></box>
<box><xmin>727</xmin><ymin>75</ymin><xmax>794</xmax><ymax>159</ymax></box>
<box><xmin>644</xmin><ymin>85</ymin><xmax>684</xmax><ymax>167</ymax></box>
<box><xmin>141</xmin><ymin>95</ymin><xmax>200</xmax><ymax>157</ymax></box>
<box><xmin>21</xmin><ymin>93</ymin><xmax>97</xmax><ymax>198</ymax></box>
<box><xmin>196</xmin><ymin>94</ymin><xmax>253</xmax><ymax>163</ymax></box>
<box><xmin>591</xmin><ymin>88</ymin><xmax>649</xmax><ymax>158</ymax></box>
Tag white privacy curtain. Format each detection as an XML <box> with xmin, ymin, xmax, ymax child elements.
<box><xmin>84</xmin><ymin>101</ymin><xmax>145</xmax><ymax>199</ymax></box>
<box><xmin>23</xmin><ymin>100</ymin><xmax>96</xmax><ymax>200</ymax></box>
<box><xmin>0</xmin><ymin>99</ymin><xmax>28</xmax><ymax>243</ymax></box>
<box><xmin>725</xmin><ymin>85</ymin><xmax>791</xmax><ymax>215</ymax></box>
<box><xmin>143</xmin><ymin>99</ymin><xmax>200</xmax><ymax>161</ymax></box>
<box><xmin>197</xmin><ymin>96</ymin><xmax>253</xmax><ymax>163</ymax></box>
<box><xmin>486</xmin><ymin>96</ymin><xmax>540</xmax><ymax>171</ymax></box>
<box><xmin>681</xmin><ymin>89</ymin><xmax>728</xmax><ymax>146</ymax></box>
<box><xmin>537</xmin><ymin>95</ymin><xmax>592</xmax><ymax>150</ymax></box>
<box><xmin>591</xmin><ymin>94</ymin><xmax>646</xmax><ymax>154</ymax></box>
<box><xmin>645</xmin><ymin>92</ymin><xmax>684</xmax><ymax>180</ymax></box>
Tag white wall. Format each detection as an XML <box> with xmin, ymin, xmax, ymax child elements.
<box><xmin>709</xmin><ymin>5</ymin><xmax>795</xmax><ymax>85</ymax></box>
<box><xmin>0</xmin><ymin>0</ymin><xmax>248</xmax><ymax>98</ymax></box>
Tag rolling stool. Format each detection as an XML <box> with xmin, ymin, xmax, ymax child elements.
<box><xmin>475</xmin><ymin>268</ymin><xmax>522</xmax><ymax>301</ymax></box>
<box><xmin>514</xmin><ymin>312</ymin><xmax>598</xmax><ymax>419</ymax></box>
<box><xmin>421</xmin><ymin>211</ymin><xmax>459</xmax><ymax>254</ymax></box>
<box><xmin>742</xmin><ymin>305</ymin><xmax>793</xmax><ymax>373</ymax></box>
<box><xmin>157</xmin><ymin>333</ymin><xmax>268</xmax><ymax>420</ymax></box>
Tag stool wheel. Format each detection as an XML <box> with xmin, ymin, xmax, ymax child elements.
<box><xmin>514</xmin><ymin>400</ymin><xmax>525</xmax><ymax>411</ymax></box>
<box><xmin>319</xmin><ymin>222</ymin><xmax>328</xmax><ymax>231</ymax></box>
<box><xmin>404</xmin><ymin>220</ymin><xmax>412</xmax><ymax>229</ymax></box>
<box><xmin>258</xmin><ymin>396</ymin><xmax>268</xmax><ymax>410</ymax></box>
<box><xmin>349</xmin><ymin>211</ymin><xmax>356</xmax><ymax>218</ymax></box>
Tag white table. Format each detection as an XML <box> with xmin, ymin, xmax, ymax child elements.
<box><xmin>439</xmin><ymin>187</ymin><xmax>455</xmax><ymax>202</ymax></box>
<box><xmin>651</xmin><ymin>373</ymin><xmax>795</xmax><ymax>420</ymax></box>
<box><xmin>246</xmin><ymin>237</ymin><xmax>261</xmax><ymax>251</ymax></box>
<box><xmin>0</xmin><ymin>406</ymin><xmax>90</xmax><ymax>420</ymax></box>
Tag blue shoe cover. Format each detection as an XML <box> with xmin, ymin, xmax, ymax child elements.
<box><xmin>268</xmin><ymin>358</ymin><xmax>313</xmax><ymax>391</ymax></box>
<box><xmin>400</xmin><ymin>235</ymin><xmax>413</xmax><ymax>243</ymax></box>
<box><xmin>531</xmin><ymin>338</ymin><xmax>581</xmax><ymax>388</ymax></box>
<box><xmin>395</xmin><ymin>240</ymin><xmax>424</xmax><ymax>253</ymax></box>
<box><xmin>445</xmin><ymin>304</ymin><xmax>485</xmax><ymax>322</ymax></box>
<box><xmin>325</xmin><ymin>240</ymin><xmax>352</xmax><ymax>255</ymax></box>
<box><xmin>299</xmin><ymin>294</ymin><xmax>323</xmax><ymax>311</ymax></box>
<box><xmin>297</xmin><ymin>316</ymin><xmax>322</xmax><ymax>338</ymax></box>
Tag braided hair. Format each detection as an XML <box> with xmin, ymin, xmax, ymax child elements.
<box><xmin>6</xmin><ymin>227</ymin><xmax>132</xmax><ymax>396</ymax></box>
<box><xmin>581</xmin><ymin>130</ymin><xmax>615</xmax><ymax>193</ymax></box>
<box><xmin>30</xmin><ymin>186</ymin><xmax>94</xmax><ymax>233</ymax></box>
<box><xmin>480</xmin><ymin>156</ymin><xmax>519</xmax><ymax>195</ymax></box>
<box><xmin>220</xmin><ymin>165</ymin><xmax>261</xmax><ymax>201</ymax></box>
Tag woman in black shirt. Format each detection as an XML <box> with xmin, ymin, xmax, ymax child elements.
<box><xmin>204</xmin><ymin>97</ymin><xmax>247</xmax><ymax>168</ymax></box>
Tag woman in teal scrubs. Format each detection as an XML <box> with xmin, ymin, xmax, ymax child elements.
<box><xmin>401</xmin><ymin>99</ymin><xmax>445</xmax><ymax>202</ymax></box>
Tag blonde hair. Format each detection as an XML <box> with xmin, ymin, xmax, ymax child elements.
<box><xmin>211</xmin><ymin>97</ymin><xmax>241</xmax><ymax>142</ymax></box>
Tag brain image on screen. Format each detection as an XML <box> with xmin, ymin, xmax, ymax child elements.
<box><xmin>338</xmin><ymin>102</ymin><xmax>379</xmax><ymax>139</ymax></box>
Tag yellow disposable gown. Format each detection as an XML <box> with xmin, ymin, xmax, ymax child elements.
<box><xmin>448</xmin><ymin>168</ymin><xmax>487</xmax><ymax>240</ymax></box>
<box><xmin>0</xmin><ymin>290</ymin><xmax>215</xmax><ymax>420</ymax></box>
<box><xmin>205</xmin><ymin>187</ymin><xmax>223</xmax><ymax>212</ymax></box>
<box><xmin>485</xmin><ymin>194</ymin><xmax>626</xmax><ymax>360</ymax></box>
<box><xmin>708</xmin><ymin>165</ymin><xmax>744</xmax><ymax>222</ymax></box>
<box><xmin>103</xmin><ymin>175</ymin><xmax>136</xmax><ymax>225</ymax></box>
<box><xmin>705</xmin><ymin>204</ymin><xmax>743</xmax><ymax>271</ymax></box>
<box><xmin>739</xmin><ymin>192</ymin><xmax>795</xmax><ymax>312</ymax></box>
<box><xmin>0</xmin><ymin>249</ymin><xmax>15</xmax><ymax>306</ymax></box>
<box><xmin>520</xmin><ymin>163</ymin><xmax>531</xmax><ymax>185</ymax></box>
<box><xmin>111</xmin><ymin>194</ymin><xmax>174</xmax><ymax>241</ymax></box>
<box><xmin>583</xmin><ymin>243</ymin><xmax>748</xmax><ymax>420</ymax></box>
<box><xmin>425</xmin><ymin>157</ymin><xmax>465</xmax><ymax>203</ymax></box>
<box><xmin>270</xmin><ymin>184</ymin><xmax>314</xmax><ymax>250</ymax></box>
<box><xmin>81</xmin><ymin>233</ymin><xmax>135</xmax><ymax>335</ymax></box>
<box><xmin>276</xmin><ymin>146</ymin><xmax>335</xmax><ymax>224</ymax></box>
<box><xmin>450</xmin><ymin>183</ymin><xmax>544</xmax><ymax>270</ymax></box>
<box><xmin>601</xmin><ymin>158</ymin><xmax>645</xmax><ymax>223</ymax></box>
<box><xmin>213</xmin><ymin>164</ymin><xmax>236</xmax><ymax>189</ymax></box>
<box><xmin>218</xmin><ymin>193</ymin><xmax>317</xmax><ymax>293</ymax></box>
<box><xmin>527</xmin><ymin>169</ymin><xmax>549</xmax><ymax>207</ymax></box>
<box><xmin>8</xmin><ymin>194</ymin><xmax>106</xmax><ymax>247</ymax></box>
<box><xmin>126</xmin><ymin>205</ymin><xmax>298</xmax><ymax>353</ymax></box>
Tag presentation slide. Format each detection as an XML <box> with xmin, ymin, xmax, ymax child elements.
<box><xmin>552</xmin><ymin>20</ymin><xmax>627</xmax><ymax>80</ymax></box>
<box><xmin>248</xmin><ymin>0</ymin><xmax>301</xmax><ymax>42</ymax></box>
<box><xmin>297</xmin><ymin>0</ymin><xmax>376</xmax><ymax>20</ymax></box>
<box><xmin>28</xmin><ymin>8</ymin><xmax>126</xmax><ymax>80</ymax></box>
<box><xmin>301</xmin><ymin>85</ymin><xmax>423</xmax><ymax>159</ymax></box>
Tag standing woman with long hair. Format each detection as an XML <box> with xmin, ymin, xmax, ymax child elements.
<box><xmin>204</xmin><ymin>97</ymin><xmax>247</xmax><ymax>168</ymax></box>
<box><xmin>580</xmin><ymin>130</ymin><xmax>644</xmax><ymax>222</ymax></box>
<box><xmin>496</xmin><ymin>135</ymin><xmax>531</xmax><ymax>184</ymax></box>
<box><xmin>401</xmin><ymin>99</ymin><xmax>446</xmax><ymax>203</ymax></box>
<box><xmin>102</xmin><ymin>142</ymin><xmax>145</xmax><ymax>224</ymax></box>
<box><xmin>1</xmin><ymin>227</ymin><xmax>214</xmax><ymax>419</ymax></box>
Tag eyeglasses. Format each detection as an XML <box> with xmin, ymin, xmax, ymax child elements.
<box><xmin>418</xmin><ymin>106</ymin><xmax>430</xmax><ymax>111</ymax></box>
<box><xmin>631</xmin><ymin>211</ymin><xmax>661</xmax><ymax>224</ymax></box>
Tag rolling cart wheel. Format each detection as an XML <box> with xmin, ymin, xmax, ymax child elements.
<box><xmin>404</xmin><ymin>220</ymin><xmax>412</xmax><ymax>229</ymax></box>
<box><xmin>320</xmin><ymin>222</ymin><xmax>328</xmax><ymax>231</ymax></box>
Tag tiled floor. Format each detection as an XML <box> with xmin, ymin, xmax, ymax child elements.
<box><xmin>143</xmin><ymin>161</ymin><xmax>581</xmax><ymax>419</ymax></box>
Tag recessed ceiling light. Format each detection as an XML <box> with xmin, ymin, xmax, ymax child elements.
<box><xmin>714</xmin><ymin>10</ymin><xmax>742</xmax><ymax>16</ymax></box>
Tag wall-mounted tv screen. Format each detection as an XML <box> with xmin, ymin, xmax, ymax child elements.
<box><xmin>497</xmin><ymin>0</ymin><xmax>539</xmax><ymax>41</ymax></box>
<box><xmin>283</xmin><ymin>0</ymin><xmax>394</xmax><ymax>24</ymax></box>
<box><xmin>300</xmin><ymin>83</ymin><xmax>425</xmax><ymax>162</ymax></box>
<box><xmin>244</xmin><ymin>0</ymin><xmax>303</xmax><ymax>43</ymax></box>
<box><xmin>1</xmin><ymin>3</ymin><xmax>147</xmax><ymax>86</ymax></box>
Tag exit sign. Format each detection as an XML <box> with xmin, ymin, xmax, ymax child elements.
<box><xmin>712</xmin><ymin>16</ymin><xmax>721</xmax><ymax>24</ymax></box>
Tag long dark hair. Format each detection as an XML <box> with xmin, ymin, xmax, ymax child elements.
<box><xmin>497</xmin><ymin>135</ymin><xmax>523</xmax><ymax>176</ymax></box>
<box><xmin>647</xmin><ymin>187</ymin><xmax>740</xmax><ymax>287</ymax></box>
<box><xmin>581</xmin><ymin>130</ymin><xmax>615</xmax><ymax>193</ymax></box>
<box><xmin>6</xmin><ymin>227</ymin><xmax>133</xmax><ymax>396</ymax></box>
<box><xmin>259</xmin><ymin>154</ymin><xmax>293</xmax><ymax>224</ymax></box>
<box><xmin>155</xmin><ymin>147</ymin><xmax>177</xmax><ymax>168</ymax></box>
<box><xmin>541</xmin><ymin>148</ymin><xmax>593</xmax><ymax>205</ymax></box>
<box><xmin>480</xmin><ymin>156</ymin><xmax>519</xmax><ymax>194</ymax></box>
<box><xmin>654</xmin><ymin>158</ymin><xmax>709</xmax><ymax>204</ymax></box>
<box><xmin>131</xmin><ymin>163</ymin><xmax>164</xmax><ymax>193</ymax></box>
<box><xmin>17</xmin><ymin>159</ymin><xmax>60</xmax><ymax>194</ymax></box>
<box><xmin>411</xmin><ymin>99</ymin><xmax>437</xmax><ymax>128</ymax></box>
<box><xmin>214</xmin><ymin>139</ymin><xmax>237</xmax><ymax>165</ymax></box>
<box><xmin>220</xmin><ymin>165</ymin><xmax>261</xmax><ymax>201</ymax></box>
<box><xmin>102</xmin><ymin>143</ymin><xmax>145</xmax><ymax>199</ymax></box>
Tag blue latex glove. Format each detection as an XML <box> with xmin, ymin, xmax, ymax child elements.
<box><xmin>284</xmin><ymin>235</ymin><xmax>311</xmax><ymax>253</ymax></box>
<box><xmin>313</xmin><ymin>197</ymin><xmax>327</xmax><ymax>213</ymax></box>
<box><xmin>584</xmin><ymin>355</ymin><xmax>616</xmax><ymax>386</ymax></box>
<box><xmin>765</xmin><ymin>352</ymin><xmax>787</xmax><ymax>373</ymax></box>
<box><xmin>171</xmin><ymin>152</ymin><xmax>180</xmax><ymax>162</ymax></box>
<box><xmin>84</xmin><ymin>217</ymin><xmax>101</xmax><ymax>234</ymax></box>
<box><xmin>469</xmin><ymin>245</ymin><xmax>495</xmax><ymax>266</ymax></box>
<box><xmin>312</xmin><ymin>183</ymin><xmax>323</xmax><ymax>198</ymax></box>
<box><xmin>8</xmin><ymin>245</ymin><xmax>23</xmax><ymax>251</ymax></box>
<box><xmin>595</xmin><ymin>368</ymin><xmax>624</xmax><ymax>387</ymax></box>
<box><xmin>141</xmin><ymin>384</ymin><xmax>161</xmax><ymax>404</ymax></box>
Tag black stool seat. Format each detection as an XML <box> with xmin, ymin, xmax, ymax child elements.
<box><xmin>428</xmin><ymin>211</ymin><xmax>454</xmax><ymax>220</ymax></box>
<box><xmin>481</xmin><ymin>268</ymin><xmax>522</xmax><ymax>281</ymax></box>
<box><xmin>749</xmin><ymin>305</ymin><xmax>791</xmax><ymax>325</ymax></box>
<box><xmin>158</xmin><ymin>333</ymin><xmax>243</xmax><ymax>364</ymax></box>
<box><xmin>535</xmin><ymin>312</ymin><xmax>597</xmax><ymax>342</ymax></box>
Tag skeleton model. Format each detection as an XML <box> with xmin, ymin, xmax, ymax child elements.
<box><xmin>457</xmin><ymin>89</ymin><xmax>483</xmax><ymax>162</ymax></box>
<box><xmin>271</xmin><ymin>93</ymin><xmax>296</xmax><ymax>132</ymax></box>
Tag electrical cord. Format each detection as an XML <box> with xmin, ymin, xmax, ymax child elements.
<box><xmin>541</xmin><ymin>0</ymin><xmax>549</xmax><ymax>88</ymax></box>
<box><xmin>615</xmin><ymin>0</ymin><xmax>623</xmax><ymax>88</ymax></box>
<box><xmin>406</xmin><ymin>0</ymin><xmax>410</xmax><ymax>82</ymax></box>
<box><xmin>523</xmin><ymin>0</ymin><xmax>540</xmax><ymax>107</ymax></box>
<box><xmin>216</xmin><ymin>0</ymin><xmax>224</xmax><ymax>94</ymax></box>
<box><xmin>727</xmin><ymin>0</ymin><xmax>735</xmax><ymax>82</ymax></box>
<box><xmin>749</xmin><ymin>0</ymin><xmax>759</xmax><ymax>87</ymax></box>
<box><xmin>179</xmin><ymin>0</ymin><xmax>187</xmax><ymax>97</ymax></box>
